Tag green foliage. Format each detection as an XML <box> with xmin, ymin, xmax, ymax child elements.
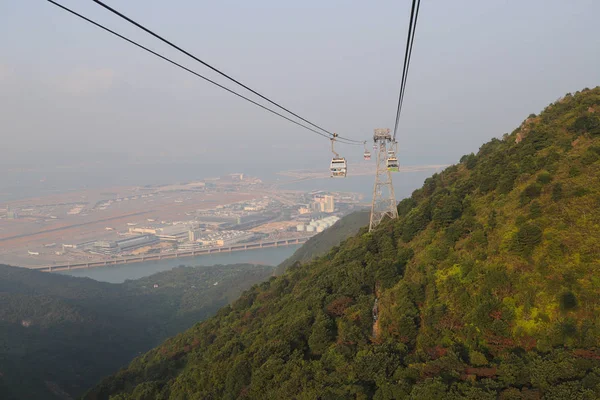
<box><xmin>520</xmin><ymin>183</ymin><xmax>542</xmax><ymax>206</ymax></box>
<box><xmin>87</xmin><ymin>87</ymin><xmax>600</xmax><ymax>400</ymax></box>
<box><xmin>461</xmin><ymin>153</ymin><xmax>478</xmax><ymax>169</ymax></box>
<box><xmin>469</xmin><ymin>350</ymin><xmax>488</xmax><ymax>366</ymax></box>
<box><xmin>569</xmin><ymin>115</ymin><xmax>600</xmax><ymax>136</ymax></box>
<box><xmin>308</xmin><ymin>312</ymin><xmax>335</xmax><ymax>355</ymax></box>
<box><xmin>0</xmin><ymin>263</ymin><xmax>274</xmax><ymax>400</ymax></box>
<box><xmin>552</xmin><ymin>183</ymin><xmax>563</xmax><ymax>202</ymax></box>
<box><xmin>529</xmin><ymin>201</ymin><xmax>542</xmax><ymax>219</ymax></box>
<box><xmin>537</xmin><ymin>171</ymin><xmax>553</xmax><ymax>184</ymax></box>
<box><xmin>513</xmin><ymin>223</ymin><xmax>543</xmax><ymax>256</ymax></box>
<box><xmin>560</xmin><ymin>291</ymin><xmax>578</xmax><ymax>311</ymax></box>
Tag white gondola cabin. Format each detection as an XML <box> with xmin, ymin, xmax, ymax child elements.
<box><xmin>387</xmin><ymin>156</ymin><xmax>399</xmax><ymax>172</ymax></box>
<box><xmin>330</xmin><ymin>157</ymin><xmax>347</xmax><ymax>178</ymax></box>
<box><xmin>363</xmin><ymin>151</ymin><xmax>371</xmax><ymax>160</ymax></box>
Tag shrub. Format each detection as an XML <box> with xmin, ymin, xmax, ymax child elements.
<box><xmin>513</xmin><ymin>223</ymin><xmax>543</xmax><ymax>256</ymax></box>
<box><xmin>536</xmin><ymin>172</ymin><xmax>553</xmax><ymax>185</ymax></box>
<box><xmin>529</xmin><ymin>201</ymin><xmax>542</xmax><ymax>219</ymax></box>
<box><xmin>560</xmin><ymin>291</ymin><xmax>578</xmax><ymax>311</ymax></box>
<box><xmin>569</xmin><ymin>166</ymin><xmax>581</xmax><ymax>177</ymax></box>
<box><xmin>552</xmin><ymin>183</ymin><xmax>563</xmax><ymax>202</ymax></box>
<box><xmin>520</xmin><ymin>183</ymin><xmax>542</xmax><ymax>205</ymax></box>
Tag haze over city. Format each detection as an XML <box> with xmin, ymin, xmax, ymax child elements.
<box><xmin>2</xmin><ymin>0</ymin><xmax>599</xmax><ymax>173</ymax></box>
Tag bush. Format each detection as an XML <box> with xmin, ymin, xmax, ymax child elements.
<box><xmin>520</xmin><ymin>183</ymin><xmax>542</xmax><ymax>205</ymax></box>
<box><xmin>529</xmin><ymin>201</ymin><xmax>542</xmax><ymax>219</ymax></box>
<box><xmin>536</xmin><ymin>171</ymin><xmax>553</xmax><ymax>185</ymax></box>
<box><xmin>573</xmin><ymin>187</ymin><xmax>589</xmax><ymax>197</ymax></box>
<box><xmin>552</xmin><ymin>183</ymin><xmax>563</xmax><ymax>202</ymax></box>
<box><xmin>469</xmin><ymin>350</ymin><xmax>488</xmax><ymax>366</ymax></box>
<box><xmin>513</xmin><ymin>223</ymin><xmax>543</xmax><ymax>256</ymax></box>
<box><xmin>560</xmin><ymin>291</ymin><xmax>578</xmax><ymax>311</ymax></box>
<box><xmin>569</xmin><ymin>166</ymin><xmax>581</xmax><ymax>177</ymax></box>
<box><xmin>581</xmin><ymin>150</ymin><xmax>599</xmax><ymax>165</ymax></box>
<box><xmin>461</xmin><ymin>153</ymin><xmax>477</xmax><ymax>170</ymax></box>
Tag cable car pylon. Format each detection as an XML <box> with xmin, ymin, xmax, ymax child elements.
<box><xmin>369</xmin><ymin>128</ymin><xmax>398</xmax><ymax>231</ymax></box>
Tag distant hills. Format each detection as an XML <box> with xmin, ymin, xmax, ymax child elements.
<box><xmin>86</xmin><ymin>87</ymin><xmax>600</xmax><ymax>399</ymax></box>
<box><xmin>0</xmin><ymin>263</ymin><xmax>274</xmax><ymax>400</ymax></box>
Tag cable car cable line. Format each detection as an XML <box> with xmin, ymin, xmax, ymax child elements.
<box><xmin>91</xmin><ymin>0</ymin><xmax>363</xmax><ymax>145</ymax></box>
<box><xmin>392</xmin><ymin>0</ymin><xmax>420</xmax><ymax>141</ymax></box>
<box><xmin>46</xmin><ymin>0</ymin><xmax>362</xmax><ymax>145</ymax></box>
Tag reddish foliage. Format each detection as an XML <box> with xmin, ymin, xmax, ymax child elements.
<box><xmin>421</xmin><ymin>363</ymin><xmax>443</xmax><ymax>378</ymax></box>
<box><xmin>426</xmin><ymin>346</ymin><xmax>448</xmax><ymax>360</ymax></box>
<box><xmin>464</xmin><ymin>366</ymin><xmax>497</xmax><ymax>378</ymax></box>
<box><xmin>438</xmin><ymin>314</ymin><xmax>464</xmax><ymax>330</ymax></box>
<box><xmin>256</xmin><ymin>306</ymin><xmax>270</xmax><ymax>317</ymax></box>
<box><xmin>573</xmin><ymin>349</ymin><xmax>600</xmax><ymax>360</ymax></box>
<box><xmin>398</xmin><ymin>335</ymin><xmax>411</xmax><ymax>344</ymax></box>
<box><xmin>490</xmin><ymin>310</ymin><xmax>502</xmax><ymax>320</ymax></box>
<box><xmin>241</xmin><ymin>311</ymin><xmax>253</xmax><ymax>322</ymax></box>
<box><xmin>485</xmin><ymin>334</ymin><xmax>516</xmax><ymax>353</ymax></box>
<box><xmin>326</xmin><ymin>296</ymin><xmax>353</xmax><ymax>317</ymax></box>
<box><xmin>518</xmin><ymin>336</ymin><xmax>536</xmax><ymax>351</ymax></box>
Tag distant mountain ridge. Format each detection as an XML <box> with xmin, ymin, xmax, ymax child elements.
<box><xmin>0</xmin><ymin>263</ymin><xmax>274</xmax><ymax>400</ymax></box>
<box><xmin>86</xmin><ymin>87</ymin><xmax>600</xmax><ymax>399</ymax></box>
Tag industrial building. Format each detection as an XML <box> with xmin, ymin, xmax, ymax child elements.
<box><xmin>194</xmin><ymin>230</ymin><xmax>257</xmax><ymax>247</ymax></box>
<box><xmin>155</xmin><ymin>225</ymin><xmax>192</xmax><ymax>242</ymax></box>
<box><xmin>296</xmin><ymin>216</ymin><xmax>340</xmax><ymax>233</ymax></box>
<box><xmin>90</xmin><ymin>235</ymin><xmax>159</xmax><ymax>255</ymax></box>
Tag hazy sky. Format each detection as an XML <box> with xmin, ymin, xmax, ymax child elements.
<box><xmin>1</xmin><ymin>0</ymin><xmax>599</xmax><ymax>169</ymax></box>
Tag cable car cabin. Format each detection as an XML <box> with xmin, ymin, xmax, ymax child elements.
<box><xmin>330</xmin><ymin>157</ymin><xmax>347</xmax><ymax>178</ymax></box>
<box><xmin>387</xmin><ymin>157</ymin><xmax>399</xmax><ymax>172</ymax></box>
<box><xmin>363</xmin><ymin>151</ymin><xmax>371</xmax><ymax>161</ymax></box>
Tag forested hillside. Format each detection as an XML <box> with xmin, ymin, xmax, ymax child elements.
<box><xmin>88</xmin><ymin>87</ymin><xmax>600</xmax><ymax>399</ymax></box>
<box><xmin>0</xmin><ymin>263</ymin><xmax>274</xmax><ymax>400</ymax></box>
<box><xmin>277</xmin><ymin>210</ymin><xmax>370</xmax><ymax>273</ymax></box>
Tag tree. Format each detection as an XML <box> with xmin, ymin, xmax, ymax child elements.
<box><xmin>552</xmin><ymin>183</ymin><xmax>563</xmax><ymax>202</ymax></box>
<box><xmin>513</xmin><ymin>223</ymin><xmax>543</xmax><ymax>256</ymax></box>
<box><xmin>308</xmin><ymin>312</ymin><xmax>335</xmax><ymax>356</ymax></box>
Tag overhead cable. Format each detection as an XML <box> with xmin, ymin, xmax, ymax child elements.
<box><xmin>92</xmin><ymin>0</ymin><xmax>363</xmax><ymax>144</ymax></box>
<box><xmin>47</xmin><ymin>0</ymin><xmax>363</xmax><ymax>145</ymax></box>
<box><xmin>392</xmin><ymin>0</ymin><xmax>421</xmax><ymax>140</ymax></box>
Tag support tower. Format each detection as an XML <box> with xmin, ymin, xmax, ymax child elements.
<box><xmin>369</xmin><ymin>128</ymin><xmax>398</xmax><ymax>231</ymax></box>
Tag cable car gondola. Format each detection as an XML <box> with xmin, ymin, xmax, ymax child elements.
<box><xmin>387</xmin><ymin>141</ymin><xmax>399</xmax><ymax>172</ymax></box>
<box><xmin>330</xmin><ymin>157</ymin><xmax>347</xmax><ymax>177</ymax></box>
<box><xmin>329</xmin><ymin>134</ymin><xmax>347</xmax><ymax>178</ymax></box>
<box><xmin>363</xmin><ymin>141</ymin><xmax>371</xmax><ymax>160</ymax></box>
<box><xmin>387</xmin><ymin>156</ymin><xmax>399</xmax><ymax>172</ymax></box>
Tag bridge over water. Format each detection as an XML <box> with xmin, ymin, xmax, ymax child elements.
<box><xmin>34</xmin><ymin>236</ymin><xmax>311</xmax><ymax>272</ymax></box>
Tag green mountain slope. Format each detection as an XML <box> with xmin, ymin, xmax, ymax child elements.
<box><xmin>277</xmin><ymin>210</ymin><xmax>370</xmax><ymax>273</ymax></box>
<box><xmin>0</xmin><ymin>263</ymin><xmax>274</xmax><ymax>400</ymax></box>
<box><xmin>87</xmin><ymin>87</ymin><xmax>600</xmax><ymax>400</ymax></box>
